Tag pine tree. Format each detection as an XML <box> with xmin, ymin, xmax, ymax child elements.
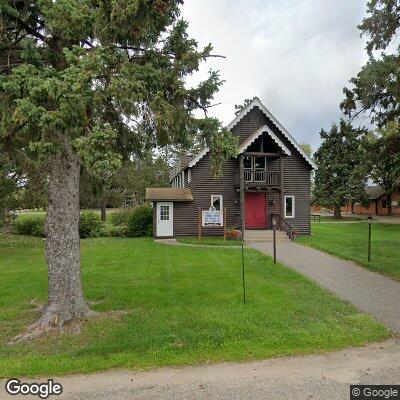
<box><xmin>0</xmin><ymin>1</ymin><xmax>237</xmax><ymax>338</ymax></box>
<box><xmin>313</xmin><ymin>120</ymin><xmax>368</xmax><ymax>218</ymax></box>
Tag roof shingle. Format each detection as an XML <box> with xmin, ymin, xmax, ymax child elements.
<box><xmin>145</xmin><ymin>188</ymin><xmax>194</xmax><ymax>202</ymax></box>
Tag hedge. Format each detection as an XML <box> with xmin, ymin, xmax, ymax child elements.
<box><xmin>13</xmin><ymin>215</ymin><xmax>45</xmax><ymax>237</ymax></box>
<box><xmin>127</xmin><ymin>204</ymin><xmax>153</xmax><ymax>237</ymax></box>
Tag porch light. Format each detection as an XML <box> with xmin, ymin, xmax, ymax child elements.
<box><xmin>272</xmin><ymin>215</ymin><xmax>277</xmax><ymax>228</ymax></box>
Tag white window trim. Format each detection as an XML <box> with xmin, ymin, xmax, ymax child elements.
<box><xmin>211</xmin><ymin>195</ymin><xmax>223</xmax><ymax>211</ymax></box>
<box><xmin>284</xmin><ymin>195</ymin><xmax>295</xmax><ymax>218</ymax></box>
<box><xmin>181</xmin><ymin>171</ymin><xmax>185</xmax><ymax>188</ymax></box>
<box><xmin>188</xmin><ymin>169</ymin><xmax>192</xmax><ymax>183</ymax></box>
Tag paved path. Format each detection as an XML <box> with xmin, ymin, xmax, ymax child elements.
<box><xmin>1</xmin><ymin>339</ymin><xmax>399</xmax><ymax>400</ymax></box>
<box><xmin>249</xmin><ymin>241</ymin><xmax>400</xmax><ymax>333</ymax></box>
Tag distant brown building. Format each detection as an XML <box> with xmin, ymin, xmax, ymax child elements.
<box><xmin>146</xmin><ymin>98</ymin><xmax>316</xmax><ymax>239</ymax></box>
<box><xmin>341</xmin><ymin>186</ymin><xmax>400</xmax><ymax>216</ymax></box>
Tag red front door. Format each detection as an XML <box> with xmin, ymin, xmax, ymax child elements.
<box><xmin>245</xmin><ymin>192</ymin><xmax>266</xmax><ymax>229</ymax></box>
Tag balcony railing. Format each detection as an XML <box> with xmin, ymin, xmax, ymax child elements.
<box><xmin>244</xmin><ymin>170</ymin><xmax>280</xmax><ymax>186</ymax></box>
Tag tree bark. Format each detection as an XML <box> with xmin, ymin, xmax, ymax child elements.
<box><xmin>100</xmin><ymin>199</ymin><xmax>107</xmax><ymax>222</ymax></box>
<box><xmin>333</xmin><ymin>205</ymin><xmax>342</xmax><ymax>219</ymax></box>
<box><xmin>387</xmin><ymin>193</ymin><xmax>392</xmax><ymax>216</ymax></box>
<box><xmin>38</xmin><ymin>150</ymin><xmax>93</xmax><ymax>328</ymax></box>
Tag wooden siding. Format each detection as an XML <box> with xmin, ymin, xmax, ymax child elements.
<box><xmin>164</xmin><ymin>106</ymin><xmax>312</xmax><ymax>236</ymax></box>
<box><xmin>231</xmin><ymin>107</ymin><xmax>312</xmax><ymax>234</ymax></box>
<box><xmin>189</xmin><ymin>153</ymin><xmax>240</xmax><ymax>236</ymax></box>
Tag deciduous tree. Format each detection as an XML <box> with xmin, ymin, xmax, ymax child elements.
<box><xmin>363</xmin><ymin>122</ymin><xmax>400</xmax><ymax>215</ymax></box>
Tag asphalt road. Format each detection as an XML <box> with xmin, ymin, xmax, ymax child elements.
<box><xmin>1</xmin><ymin>339</ymin><xmax>399</xmax><ymax>400</ymax></box>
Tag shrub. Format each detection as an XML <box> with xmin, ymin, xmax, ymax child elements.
<box><xmin>127</xmin><ymin>204</ymin><xmax>153</xmax><ymax>237</ymax></box>
<box><xmin>101</xmin><ymin>223</ymin><xmax>128</xmax><ymax>237</ymax></box>
<box><xmin>79</xmin><ymin>211</ymin><xmax>102</xmax><ymax>239</ymax></box>
<box><xmin>225</xmin><ymin>225</ymin><xmax>242</xmax><ymax>240</ymax></box>
<box><xmin>109</xmin><ymin>208</ymin><xmax>134</xmax><ymax>226</ymax></box>
<box><xmin>14</xmin><ymin>214</ymin><xmax>45</xmax><ymax>237</ymax></box>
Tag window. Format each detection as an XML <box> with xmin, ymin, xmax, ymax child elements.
<box><xmin>211</xmin><ymin>195</ymin><xmax>223</xmax><ymax>211</ymax></box>
<box><xmin>188</xmin><ymin>169</ymin><xmax>192</xmax><ymax>183</ymax></box>
<box><xmin>284</xmin><ymin>195</ymin><xmax>295</xmax><ymax>218</ymax></box>
<box><xmin>181</xmin><ymin>172</ymin><xmax>185</xmax><ymax>188</ymax></box>
<box><xmin>160</xmin><ymin>205</ymin><xmax>170</xmax><ymax>220</ymax></box>
<box><xmin>255</xmin><ymin>157</ymin><xmax>266</xmax><ymax>170</ymax></box>
<box><xmin>243</xmin><ymin>156</ymin><xmax>252</xmax><ymax>169</ymax></box>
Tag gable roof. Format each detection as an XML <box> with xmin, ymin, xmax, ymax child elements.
<box><xmin>188</xmin><ymin>97</ymin><xmax>317</xmax><ymax>170</ymax></box>
<box><xmin>238</xmin><ymin>125</ymin><xmax>291</xmax><ymax>156</ymax></box>
<box><xmin>146</xmin><ymin>188</ymin><xmax>194</xmax><ymax>202</ymax></box>
<box><xmin>366</xmin><ymin>185</ymin><xmax>386</xmax><ymax>200</ymax></box>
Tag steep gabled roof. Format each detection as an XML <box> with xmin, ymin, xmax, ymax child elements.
<box><xmin>188</xmin><ymin>97</ymin><xmax>317</xmax><ymax>170</ymax></box>
<box><xmin>238</xmin><ymin>125</ymin><xmax>291</xmax><ymax>156</ymax></box>
<box><xmin>227</xmin><ymin>97</ymin><xmax>316</xmax><ymax>168</ymax></box>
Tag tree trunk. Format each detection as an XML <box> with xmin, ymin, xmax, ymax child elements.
<box><xmin>100</xmin><ymin>199</ymin><xmax>107</xmax><ymax>222</ymax></box>
<box><xmin>39</xmin><ymin>150</ymin><xmax>93</xmax><ymax>328</ymax></box>
<box><xmin>387</xmin><ymin>193</ymin><xmax>392</xmax><ymax>216</ymax></box>
<box><xmin>333</xmin><ymin>205</ymin><xmax>342</xmax><ymax>219</ymax></box>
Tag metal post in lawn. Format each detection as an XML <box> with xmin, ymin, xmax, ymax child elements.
<box><xmin>367</xmin><ymin>216</ymin><xmax>373</xmax><ymax>262</ymax></box>
<box><xmin>239</xmin><ymin>154</ymin><xmax>246</xmax><ymax>304</ymax></box>
<box><xmin>272</xmin><ymin>215</ymin><xmax>277</xmax><ymax>264</ymax></box>
<box><xmin>241</xmin><ymin>235</ymin><xmax>246</xmax><ymax>304</ymax></box>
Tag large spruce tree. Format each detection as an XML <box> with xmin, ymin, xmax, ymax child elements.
<box><xmin>341</xmin><ymin>0</ymin><xmax>400</xmax><ymax>153</ymax></box>
<box><xmin>0</xmin><ymin>0</ymin><xmax>237</xmax><ymax>336</ymax></box>
<box><xmin>313</xmin><ymin>120</ymin><xmax>368</xmax><ymax>218</ymax></box>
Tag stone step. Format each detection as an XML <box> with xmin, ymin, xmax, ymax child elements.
<box><xmin>244</xmin><ymin>230</ymin><xmax>291</xmax><ymax>242</ymax></box>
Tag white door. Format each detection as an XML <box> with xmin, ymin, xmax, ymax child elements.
<box><xmin>156</xmin><ymin>202</ymin><xmax>173</xmax><ymax>237</ymax></box>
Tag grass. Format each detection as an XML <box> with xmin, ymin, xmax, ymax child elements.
<box><xmin>297</xmin><ymin>222</ymin><xmax>400</xmax><ymax>281</ymax></box>
<box><xmin>177</xmin><ymin>236</ymin><xmax>243</xmax><ymax>246</ymax></box>
<box><xmin>0</xmin><ymin>234</ymin><xmax>389</xmax><ymax>378</ymax></box>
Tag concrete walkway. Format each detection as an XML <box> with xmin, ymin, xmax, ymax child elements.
<box><xmin>1</xmin><ymin>339</ymin><xmax>399</xmax><ymax>400</ymax></box>
<box><xmin>248</xmin><ymin>241</ymin><xmax>400</xmax><ymax>334</ymax></box>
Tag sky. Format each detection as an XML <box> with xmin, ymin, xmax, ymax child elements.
<box><xmin>181</xmin><ymin>0</ymin><xmax>369</xmax><ymax>150</ymax></box>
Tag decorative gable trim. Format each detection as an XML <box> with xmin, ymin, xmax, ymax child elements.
<box><xmin>183</xmin><ymin>97</ymin><xmax>317</xmax><ymax>172</ymax></box>
<box><xmin>228</xmin><ymin>97</ymin><xmax>316</xmax><ymax>168</ymax></box>
<box><xmin>187</xmin><ymin>147</ymin><xmax>209</xmax><ymax>168</ymax></box>
<box><xmin>238</xmin><ymin>125</ymin><xmax>291</xmax><ymax>156</ymax></box>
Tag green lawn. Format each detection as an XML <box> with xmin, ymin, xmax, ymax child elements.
<box><xmin>177</xmin><ymin>236</ymin><xmax>243</xmax><ymax>246</ymax></box>
<box><xmin>0</xmin><ymin>234</ymin><xmax>389</xmax><ymax>377</ymax></box>
<box><xmin>297</xmin><ymin>222</ymin><xmax>400</xmax><ymax>281</ymax></box>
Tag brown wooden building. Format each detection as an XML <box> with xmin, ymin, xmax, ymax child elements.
<box><xmin>341</xmin><ymin>186</ymin><xmax>400</xmax><ymax>216</ymax></box>
<box><xmin>146</xmin><ymin>98</ymin><xmax>316</xmax><ymax>238</ymax></box>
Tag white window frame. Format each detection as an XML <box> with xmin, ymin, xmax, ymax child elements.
<box><xmin>181</xmin><ymin>171</ymin><xmax>185</xmax><ymax>188</ymax></box>
<box><xmin>284</xmin><ymin>195</ymin><xmax>295</xmax><ymax>218</ymax></box>
<box><xmin>210</xmin><ymin>195</ymin><xmax>223</xmax><ymax>211</ymax></box>
<box><xmin>188</xmin><ymin>169</ymin><xmax>192</xmax><ymax>183</ymax></box>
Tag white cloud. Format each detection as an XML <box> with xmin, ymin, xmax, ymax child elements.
<box><xmin>181</xmin><ymin>0</ymin><xmax>368</xmax><ymax>150</ymax></box>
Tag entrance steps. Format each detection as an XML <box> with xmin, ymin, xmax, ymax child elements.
<box><xmin>244</xmin><ymin>229</ymin><xmax>291</xmax><ymax>242</ymax></box>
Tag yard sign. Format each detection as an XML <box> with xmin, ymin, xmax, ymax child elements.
<box><xmin>198</xmin><ymin>208</ymin><xmax>227</xmax><ymax>241</ymax></box>
<box><xmin>202</xmin><ymin>210</ymin><xmax>223</xmax><ymax>227</ymax></box>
